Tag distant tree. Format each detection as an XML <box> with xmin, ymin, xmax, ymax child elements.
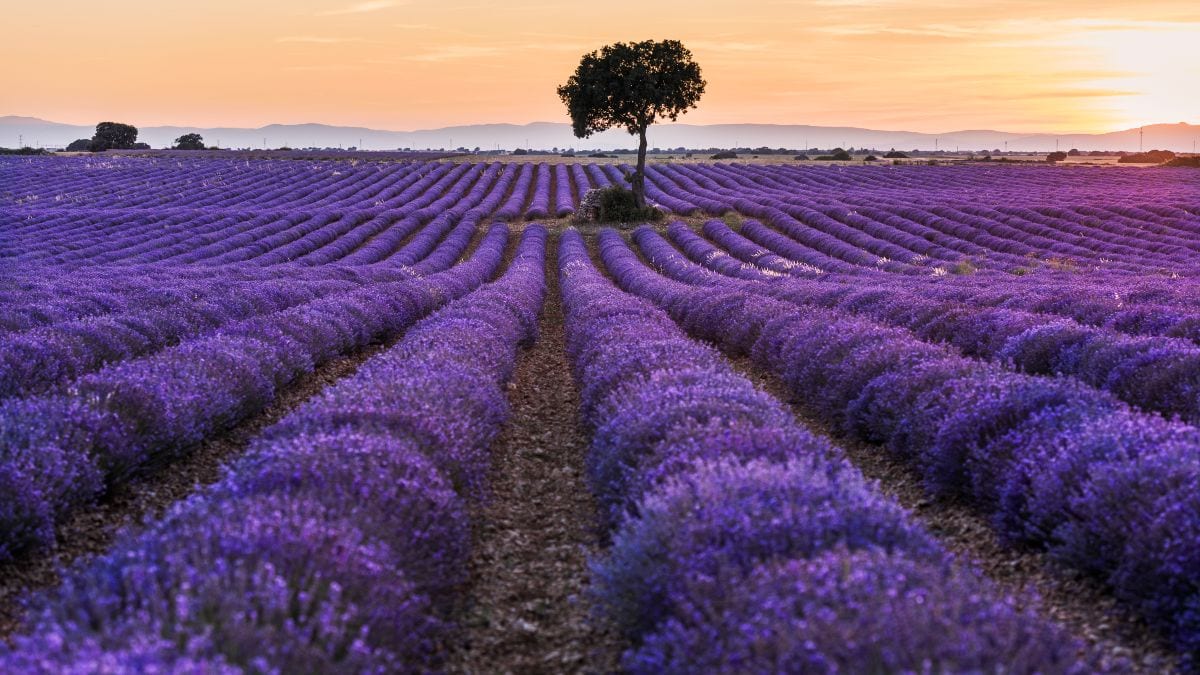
<box><xmin>1118</xmin><ymin>149</ymin><xmax>1175</xmax><ymax>164</ymax></box>
<box><xmin>558</xmin><ymin>39</ymin><xmax>705</xmax><ymax>208</ymax></box>
<box><xmin>817</xmin><ymin>148</ymin><xmax>853</xmax><ymax>161</ymax></box>
<box><xmin>884</xmin><ymin>149</ymin><xmax>908</xmax><ymax>159</ymax></box>
<box><xmin>1067</xmin><ymin>148</ymin><xmax>1081</xmax><ymax>156</ymax></box>
<box><xmin>710</xmin><ymin>150</ymin><xmax>737</xmax><ymax>160</ymax></box>
<box><xmin>89</xmin><ymin>122</ymin><xmax>139</xmax><ymax>151</ymax></box>
<box><xmin>1046</xmin><ymin>151</ymin><xmax>1068</xmax><ymax>163</ymax></box>
<box><xmin>65</xmin><ymin>138</ymin><xmax>92</xmax><ymax>152</ymax></box>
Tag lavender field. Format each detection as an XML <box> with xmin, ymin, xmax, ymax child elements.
<box><xmin>2</xmin><ymin>154</ymin><xmax>1199</xmax><ymax>672</ymax></box>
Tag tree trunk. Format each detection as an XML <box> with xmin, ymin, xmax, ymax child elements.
<box><xmin>633</xmin><ymin>126</ymin><xmax>648</xmax><ymax>209</ymax></box>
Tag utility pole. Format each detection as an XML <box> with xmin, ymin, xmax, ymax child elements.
<box><xmin>17</xmin><ymin>134</ymin><xmax>22</xmax><ymax>147</ymax></box>
<box><xmin>1139</xmin><ymin>126</ymin><xmax>1144</xmax><ymax>153</ymax></box>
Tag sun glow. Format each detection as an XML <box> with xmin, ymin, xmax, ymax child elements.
<box><xmin>1</xmin><ymin>1</ymin><xmax>1197</xmax><ymax>133</ymax></box>
<box><xmin>1072</xmin><ymin>25</ymin><xmax>1200</xmax><ymax>129</ymax></box>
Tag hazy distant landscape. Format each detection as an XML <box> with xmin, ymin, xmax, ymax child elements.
<box><xmin>4</xmin><ymin>115</ymin><xmax>1197</xmax><ymax>153</ymax></box>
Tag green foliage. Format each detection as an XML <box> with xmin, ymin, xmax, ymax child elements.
<box><xmin>884</xmin><ymin>149</ymin><xmax>908</xmax><ymax>158</ymax></box>
<box><xmin>710</xmin><ymin>150</ymin><xmax>737</xmax><ymax>160</ymax></box>
<box><xmin>950</xmin><ymin>260</ymin><xmax>977</xmax><ymax>275</ymax></box>
<box><xmin>513</xmin><ymin>148</ymin><xmax>529</xmax><ymax>155</ymax></box>
<box><xmin>1045</xmin><ymin>151</ymin><xmax>1068</xmax><ymax>163</ymax></box>
<box><xmin>817</xmin><ymin>148</ymin><xmax>853</xmax><ymax>161</ymax></box>
<box><xmin>174</xmin><ymin>133</ymin><xmax>205</xmax><ymax>150</ymax></box>
<box><xmin>557</xmin><ymin>40</ymin><xmax>706</xmax><ymax>139</ymax></box>
<box><xmin>595</xmin><ymin>187</ymin><xmax>664</xmax><ymax>223</ymax></box>
<box><xmin>89</xmin><ymin>122</ymin><xmax>138</xmax><ymax>151</ymax></box>
<box><xmin>65</xmin><ymin>138</ymin><xmax>92</xmax><ymax>152</ymax></box>
<box><xmin>0</xmin><ymin>147</ymin><xmax>48</xmax><ymax>155</ymax></box>
<box><xmin>1164</xmin><ymin>157</ymin><xmax>1200</xmax><ymax>168</ymax></box>
<box><xmin>558</xmin><ymin>40</ymin><xmax>705</xmax><ymax>208</ymax></box>
<box><xmin>864</xmin><ymin>155</ymin><xmax>878</xmax><ymax>162</ymax></box>
<box><xmin>1119</xmin><ymin>149</ymin><xmax>1176</xmax><ymax>164</ymax></box>
<box><xmin>722</xmin><ymin>212</ymin><xmax>743</xmax><ymax>228</ymax></box>
<box><xmin>794</xmin><ymin>154</ymin><xmax>809</xmax><ymax>160</ymax></box>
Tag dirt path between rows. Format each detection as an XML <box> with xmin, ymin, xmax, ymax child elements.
<box><xmin>727</xmin><ymin>354</ymin><xmax>1180</xmax><ymax>673</ymax></box>
<box><xmin>0</xmin><ymin>337</ymin><xmax>401</xmax><ymax>640</ymax></box>
<box><xmin>448</xmin><ymin>232</ymin><xmax>622</xmax><ymax>674</ymax></box>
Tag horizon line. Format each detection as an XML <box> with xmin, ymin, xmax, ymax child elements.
<box><xmin>6</xmin><ymin>114</ymin><xmax>1196</xmax><ymax>139</ymax></box>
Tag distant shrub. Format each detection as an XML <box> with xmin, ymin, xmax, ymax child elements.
<box><xmin>597</xmin><ymin>187</ymin><xmax>663</xmax><ymax>223</ymax></box>
<box><xmin>864</xmin><ymin>155</ymin><xmax>878</xmax><ymax>162</ymax></box>
<box><xmin>173</xmin><ymin>133</ymin><xmax>205</xmax><ymax>150</ymax></box>
<box><xmin>1046</xmin><ymin>151</ymin><xmax>1068</xmax><ymax>163</ymax></box>
<box><xmin>1067</xmin><ymin>148</ymin><xmax>1081</xmax><ymax>156</ymax></box>
<box><xmin>560</xmin><ymin>151</ymin><xmax>575</xmax><ymax>157</ymax></box>
<box><xmin>0</xmin><ymin>147</ymin><xmax>48</xmax><ymax>156</ymax></box>
<box><xmin>588</xmin><ymin>152</ymin><xmax>611</xmax><ymax>158</ymax></box>
<box><xmin>1119</xmin><ymin>149</ymin><xmax>1176</xmax><ymax>164</ymax></box>
<box><xmin>884</xmin><ymin>150</ymin><xmax>908</xmax><ymax>158</ymax></box>
<box><xmin>710</xmin><ymin>151</ymin><xmax>737</xmax><ymax>160</ymax></box>
<box><xmin>1164</xmin><ymin>157</ymin><xmax>1200</xmax><ymax>168</ymax></box>
<box><xmin>793</xmin><ymin>154</ymin><xmax>809</xmax><ymax>161</ymax></box>
<box><xmin>817</xmin><ymin>149</ymin><xmax>852</xmax><ymax>161</ymax></box>
<box><xmin>578</xmin><ymin>187</ymin><xmax>663</xmax><ymax>223</ymax></box>
<box><xmin>65</xmin><ymin>139</ymin><xmax>92</xmax><ymax>152</ymax></box>
<box><xmin>513</xmin><ymin>148</ymin><xmax>529</xmax><ymax>155</ymax></box>
<box><xmin>951</xmin><ymin>260</ymin><xmax>977</xmax><ymax>275</ymax></box>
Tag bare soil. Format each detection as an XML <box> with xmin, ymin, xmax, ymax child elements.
<box><xmin>728</xmin><ymin>354</ymin><xmax>1181</xmax><ymax>673</ymax></box>
<box><xmin>446</xmin><ymin>231</ymin><xmax>623</xmax><ymax>674</ymax></box>
<box><xmin>0</xmin><ymin>338</ymin><xmax>398</xmax><ymax>639</ymax></box>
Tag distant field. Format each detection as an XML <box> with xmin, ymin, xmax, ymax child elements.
<box><xmin>1</xmin><ymin>155</ymin><xmax>1197</xmax><ymax>672</ymax></box>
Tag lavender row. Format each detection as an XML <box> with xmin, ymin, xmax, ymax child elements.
<box><xmin>602</xmin><ymin>227</ymin><xmax>1200</xmax><ymax>664</ymax></box>
<box><xmin>0</xmin><ymin>224</ymin><xmax>508</xmax><ymax>562</ymax></box>
<box><xmin>0</xmin><ymin>213</ymin><xmax>486</xmax><ymax>399</ymax></box>
<box><xmin>0</xmin><ymin>226</ymin><xmax>547</xmax><ymax>672</ymax></box>
<box><xmin>663</xmin><ymin>221</ymin><xmax>1200</xmax><ymax>424</ymax></box>
<box><xmin>558</xmin><ymin>229</ymin><xmax>1111</xmax><ymax>673</ymax></box>
<box><xmin>653</xmin><ymin>163</ymin><xmax>1196</xmax><ymax>273</ymax></box>
<box><xmin>701</xmin><ymin>217</ymin><xmax>1200</xmax><ymax>344</ymax></box>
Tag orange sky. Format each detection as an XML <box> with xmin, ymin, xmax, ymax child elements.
<box><xmin>3</xmin><ymin>0</ymin><xmax>1197</xmax><ymax>133</ymax></box>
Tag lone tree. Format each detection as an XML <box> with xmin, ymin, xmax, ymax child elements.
<box><xmin>558</xmin><ymin>40</ymin><xmax>705</xmax><ymax>209</ymax></box>
<box><xmin>89</xmin><ymin>122</ymin><xmax>139</xmax><ymax>151</ymax></box>
<box><xmin>174</xmin><ymin>133</ymin><xmax>205</xmax><ymax>150</ymax></box>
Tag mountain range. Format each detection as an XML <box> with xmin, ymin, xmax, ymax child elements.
<box><xmin>2</xmin><ymin>116</ymin><xmax>1197</xmax><ymax>153</ymax></box>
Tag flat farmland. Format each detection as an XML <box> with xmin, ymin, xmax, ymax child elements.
<box><xmin>1</xmin><ymin>155</ymin><xmax>1198</xmax><ymax>672</ymax></box>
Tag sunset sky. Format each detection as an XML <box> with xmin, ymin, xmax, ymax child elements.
<box><xmin>3</xmin><ymin>0</ymin><xmax>1197</xmax><ymax>133</ymax></box>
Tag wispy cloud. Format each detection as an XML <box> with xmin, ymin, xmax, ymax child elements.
<box><xmin>318</xmin><ymin>1</ymin><xmax>401</xmax><ymax>16</ymax></box>
<box><xmin>402</xmin><ymin>45</ymin><xmax>508</xmax><ymax>62</ymax></box>
<box><xmin>275</xmin><ymin>36</ymin><xmax>364</xmax><ymax>44</ymax></box>
<box><xmin>686</xmin><ymin>40</ymin><xmax>770</xmax><ymax>52</ymax></box>
<box><xmin>283</xmin><ymin>64</ymin><xmax>365</xmax><ymax>71</ymax></box>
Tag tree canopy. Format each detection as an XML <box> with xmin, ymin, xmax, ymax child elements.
<box><xmin>89</xmin><ymin>122</ymin><xmax>139</xmax><ymax>152</ymax></box>
<box><xmin>174</xmin><ymin>133</ymin><xmax>205</xmax><ymax>150</ymax></box>
<box><xmin>558</xmin><ymin>40</ymin><xmax>705</xmax><ymax>209</ymax></box>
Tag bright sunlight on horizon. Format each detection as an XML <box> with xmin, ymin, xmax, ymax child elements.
<box><xmin>3</xmin><ymin>0</ymin><xmax>1197</xmax><ymax>133</ymax></box>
